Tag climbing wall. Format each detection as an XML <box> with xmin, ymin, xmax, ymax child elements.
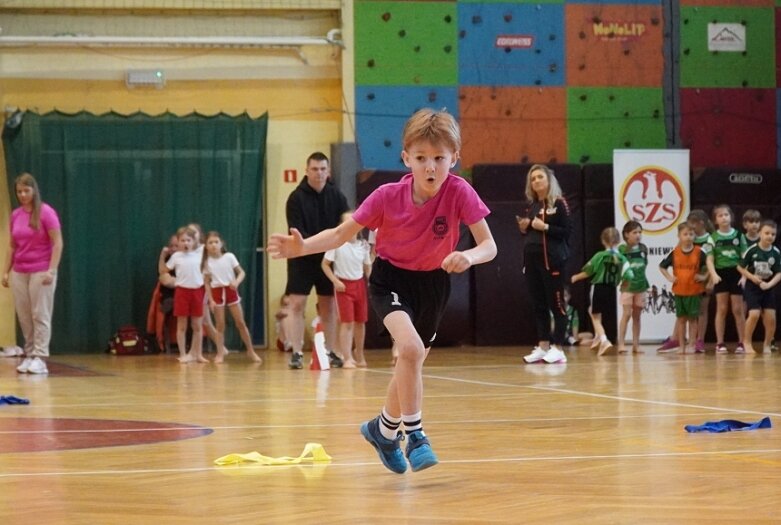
<box><xmin>568</xmin><ymin>87</ymin><xmax>666</xmax><ymax>164</ymax></box>
<box><xmin>459</xmin><ymin>86</ymin><xmax>567</xmax><ymax>167</ymax></box>
<box><xmin>354</xmin><ymin>1</ymin><xmax>780</xmax><ymax>171</ymax></box>
<box><xmin>680</xmin><ymin>88</ymin><xmax>776</xmax><ymax>167</ymax></box>
<box><xmin>354</xmin><ymin>1</ymin><xmax>457</xmax><ymax>86</ymax></box>
<box><xmin>354</xmin><ymin>1</ymin><xmax>666</xmax><ymax>171</ymax></box>
<box><xmin>458</xmin><ymin>3</ymin><xmax>565</xmax><ymax>87</ymax></box>
<box><xmin>565</xmin><ymin>3</ymin><xmax>664</xmax><ymax>87</ymax></box>
<box><xmin>679</xmin><ymin>6</ymin><xmax>775</xmax><ymax>88</ymax></box>
<box><xmin>355</xmin><ymin>86</ymin><xmax>459</xmax><ymax>170</ymax></box>
<box><xmin>678</xmin><ymin>3</ymin><xmax>777</xmax><ymax>168</ymax></box>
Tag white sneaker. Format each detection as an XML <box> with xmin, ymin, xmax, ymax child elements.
<box><xmin>543</xmin><ymin>346</ymin><xmax>567</xmax><ymax>364</ymax></box>
<box><xmin>16</xmin><ymin>357</ymin><xmax>33</xmax><ymax>373</ymax></box>
<box><xmin>27</xmin><ymin>357</ymin><xmax>48</xmax><ymax>374</ymax></box>
<box><xmin>1</xmin><ymin>346</ymin><xmax>24</xmax><ymax>357</ymax></box>
<box><xmin>524</xmin><ymin>346</ymin><xmax>548</xmax><ymax>364</ymax></box>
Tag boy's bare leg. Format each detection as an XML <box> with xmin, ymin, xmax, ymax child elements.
<box><xmin>744</xmin><ymin>309</ymin><xmax>760</xmax><ymax>353</ymax></box>
<box><xmin>676</xmin><ymin>317</ymin><xmax>687</xmax><ymax>352</ymax></box>
<box><xmin>354</xmin><ymin>322</ymin><xmax>367</xmax><ymax>366</ymax></box>
<box><xmin>762</xmin><ymin>310</ymin><xmax>776</xmax><ymax>352</ymax></box>
<box><xmin>688</xmin><ymin>317</ymin><xmax>698</xmax><ymax>353</ymax></box>
<box><xmin>382</xmin><ymin>311</ymin><xmax>426</xmax><ymax>417</ymax></box>
<box><xmin>339</xmin><ymin>322</ymin><xmax>356</xmax><ymax>368</ymax></box>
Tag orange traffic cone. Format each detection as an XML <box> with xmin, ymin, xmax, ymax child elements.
<box><xmin>310</xmin><ymin>320</ymin><xmax>330</xmax><ymax>371</ymax></box>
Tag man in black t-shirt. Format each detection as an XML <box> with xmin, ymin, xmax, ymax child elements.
<box><xmin>283</xmin><ymin>152</ymin><xmax>349</xmax><ymax>369</ymax></box>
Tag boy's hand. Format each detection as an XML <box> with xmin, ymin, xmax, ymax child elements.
<box><xmin>334</xmin><ymin>280</ymin><xmax>346</xmax><ymax>293</ymax></box>
<box><xmin>694</xmin><ymin>273</ymin><xmax>707</xmax><ymax>282</ymax></box>
<box><xmin>441</xmin><ymin>251</ymin><xmax>472</xmax><ymax>273</ymax></box>
<box><xmin>667</xmin><ymin>275</ymin><xmax>677</xmax><ymax>284</ymax></box>
<box><xmin>229</xmin><ymin>279</ymin><xmax>239</xmax><ymax>290</ymax></box>
<box><xmin>268</xmin><ymin>228</ymin><xmax>305</xmax><ymax>259</ymax></box>
<box><xmin>710</xmin><ymin>273</ymin><xmax>722</xmax><ymax>285</ymax></box>
<box><xmin>760</xmin><ymin>281</ymin><xmax>772</xmax><ymax>290</ymax></box>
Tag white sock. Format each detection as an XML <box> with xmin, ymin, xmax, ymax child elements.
<box><xmin>402</xmin><ymin>411</ymin><xmax>423</xmax><ymax>435</ymax></box>
<box><xmin>379</xmin><ymin>408</ymin><xmax>401</xmax><ymax>440</ymax></box>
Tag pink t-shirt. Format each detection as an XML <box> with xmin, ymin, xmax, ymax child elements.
<box><xmin>353</xmin><ymin>173</ymin><xmax>490</xmax><ymax>271</ymax></box>
<box><xmin>10</xmin><ymin>203</ymin><xmax>61</xmax><ymax>273</ymax></box>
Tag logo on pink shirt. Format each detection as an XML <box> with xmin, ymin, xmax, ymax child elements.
<box><xmin>433</xmin><ymin>216</ymin><xmax>449</xmax><ymax>238</ymax></box>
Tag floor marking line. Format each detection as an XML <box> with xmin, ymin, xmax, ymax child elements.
<box><xmin>417</xmin><ymin>372</ymin><xmax>781</xmax><ymax>418</ymax></box>
<box><xmin>0</xmin><ymin>411</ymin><xmax>733</xmax><ymax>435</ymax></box>
<box><xmin>2</xmin><ymin>448</ymin><xmax>780</xmax><ymax>479</ymax></box>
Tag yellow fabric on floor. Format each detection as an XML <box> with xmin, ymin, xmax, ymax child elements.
<box><xmin>214</xmin><ymin>442</ymin><xmax>332</xmax><ymax>466</ymax></box>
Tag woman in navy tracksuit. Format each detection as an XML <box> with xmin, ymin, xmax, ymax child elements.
<box><xmin>517</xmin><ymin>164</ymin><xmax>572</xmax><ymax>364</ymax></box>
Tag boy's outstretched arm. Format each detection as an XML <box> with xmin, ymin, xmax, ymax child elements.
<box><xmin>441</xmin><ymin>219</ymin><xmax>497</xmax><ymax>273</ymax></box>
<box><xmin>268</xmin><ymin>218</ymin><xmax>363</xmax><ymax>260</ymax></box>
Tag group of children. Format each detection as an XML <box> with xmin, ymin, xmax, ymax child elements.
<box><xmin>574</xmin><ymin>207</ymin><xmax>780</xmax><ymax>355</ymax></box>
<box><xmin>274</xmin><ymin>211</ymin><xmax>374</xmax><ymax>369</ymax></box>
<box><xmin>158</xmin><ymin>223</ymin><xmax>260</xmax><ymax>364</ymax></box>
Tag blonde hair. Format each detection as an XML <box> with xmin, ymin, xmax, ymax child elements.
<box><xmin>14</xmin><ymin>173</ymin><xmax>43</xmax><ymax>230</ymax></box>
<box><xmin>601</xmin><ymin>227</ymin><xmax>621</xmax><ymax>247</ymax></box>
<box><xmin>524</xmin><ymin>164</ymin><xmax>564</xmax><ymax>208</ymax></box>
<box><xmin>402</xmin><ymin>108</ymin><xmax>461</xmax><ymax>152</ymax></box>
<box><xmin>176</xmin><ymin>226</ymin><xmax>198</xmax><ymax>241</ymax></box>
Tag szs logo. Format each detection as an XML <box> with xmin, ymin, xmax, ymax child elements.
<box><xmin>729</xmin><ymin>173</ymin><xmax>763</xmax><ymax>184</ymax></box>
<box><xmin>620</xmin><ymin>166</ymin><xmax>685</xmax><ymax>235</ymax></box>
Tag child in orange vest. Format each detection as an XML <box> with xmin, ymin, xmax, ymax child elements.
<box><xmin>659</xmin><ymin>223</ymin><xmax>709</xmax><ymax>353</ymax></box>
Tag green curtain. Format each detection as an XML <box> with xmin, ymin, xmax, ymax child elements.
<box><xmin>3</xmin><ymin>110</ymin><xmax>267</xmax><ymax>354</ymax></box>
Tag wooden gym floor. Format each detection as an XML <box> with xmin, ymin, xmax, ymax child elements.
<box><xmin>0</xmin><ymin>345</ymin><xmax>779</xmax><ymax>524</ymax></box>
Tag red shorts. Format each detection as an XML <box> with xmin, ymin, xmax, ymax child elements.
<box><xmin>210</xmin><ymin>286</ymin><xmax>241</xmax><ymax>307</ymax></box>
<box><xmin>335</xmin><ymin>278</ymin><xmax>368</xmax><ymax>323</ymax></box>
<box><xmin>174</xmin><ymin>286</ymin><xmax>205</xmax><ymax>317</ymax></box>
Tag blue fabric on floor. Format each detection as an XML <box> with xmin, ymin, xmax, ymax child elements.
<box><xmin>685</xmin><ymin>416</ymin><xmax>771</xmax><ymax>433</ymax></box>
<box><xmin>0</xmin><ymin>395</ymin><xmax>30</xmax><ymax>405</ymax></box>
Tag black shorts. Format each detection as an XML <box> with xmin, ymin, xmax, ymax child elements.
<box><xmin>369</xmin><ymin>257</ymin><xmax>450</xmax><ymax>346</ymax></box>
<box><xmin>285</xmin><ymin>256</ymin><xmax>334</xmax><ymax>296</ymax></box>
<box><xmin>714</xmin><ymin>267</ymin><xmax>742</xmax><ymax>295</ymax></box>
<box><xmin>743</xmin><ymin>281</ymin><xmax>776</xmax><ymax>311</ymax></box>
<box><xmin>589</xmin><ymin>283</ymin><xmax>615</xmax><ymax>315</ymax></box>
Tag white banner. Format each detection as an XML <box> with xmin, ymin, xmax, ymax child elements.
<box><xmin>613</xmin><ymin>150</ymin><xmax>690</xmax><ymax>342</ymax></box>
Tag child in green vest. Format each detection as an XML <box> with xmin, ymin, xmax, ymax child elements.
<box><xmin>572</xmin><ymin>227</ymin><xmax>633</xmax><ymax>356</ymax></box>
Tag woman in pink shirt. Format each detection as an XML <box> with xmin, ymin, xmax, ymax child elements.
<box><xmin>1</xmin><ymin>173</ymin><xmax>63</xmax><ymax>375</ymax></box>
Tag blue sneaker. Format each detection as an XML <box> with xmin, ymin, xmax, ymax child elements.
<box><xmin>405</xmin><ymin>430</ymin><xmax>438</xmax><ymax>472</ymax></box>
<box><xmin>360</xmin><ymin>417</ymin><xmax>407</xmax><ymax>474</ymax></box>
